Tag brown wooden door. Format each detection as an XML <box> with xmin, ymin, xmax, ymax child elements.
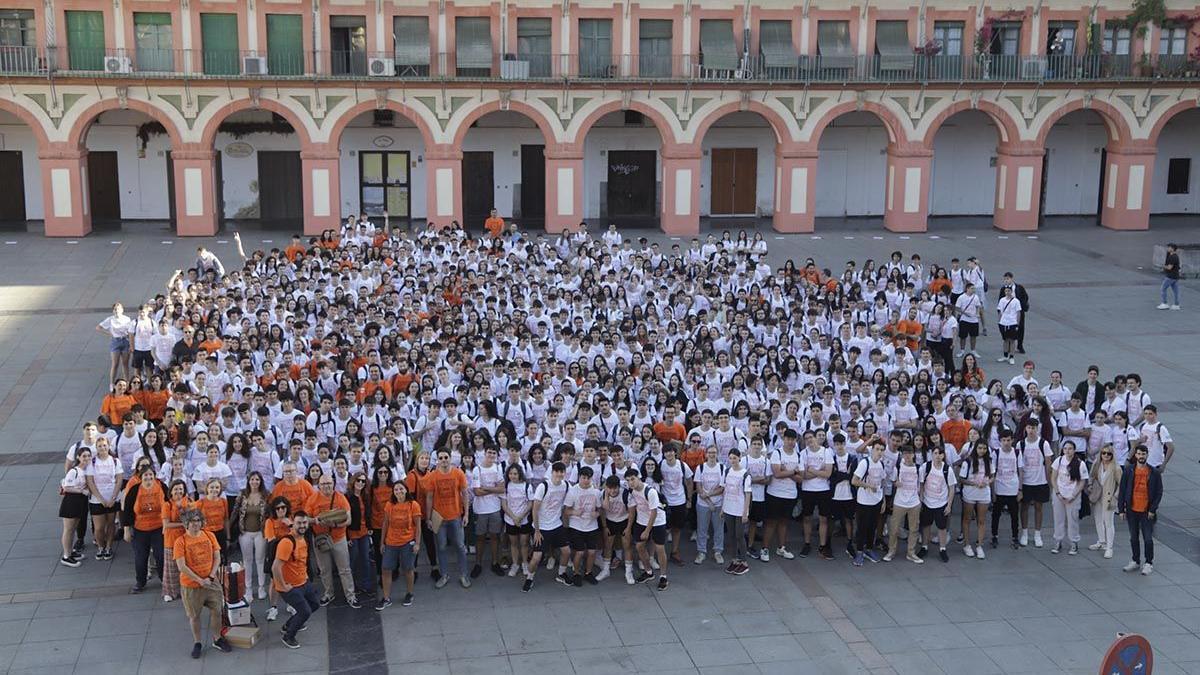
<box><xmin>87</xmin><ymin>151</ymin><xmax>120</xmax><ymax>221</ymax></box>
<box><xmin>0</xmin><ymin>151</ymin><xmax>26</xmax><ymax>223</ymax></box>
<box><xmin>711</xmin><ymin>148</ymin><xmax>757</xmax><ymax>215</ymax></box>
<box><xmin>257</xmin><ymin>151</ymin><xmax>303</xmax><ymax>225</ymax></box>
<box><xmin>462</xmin><ymin>151</ymin><xmax>494</xmax><ymax>229</ymax></box>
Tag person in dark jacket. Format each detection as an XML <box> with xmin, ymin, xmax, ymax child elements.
<box><xmin>1073</xmin><ymin>365</ymin><xmax>1105</xmax><ymax>417</ymax></box>
<box><xmin>999</xmin><ymin>272</ymin><xmax>1030</xmax><ymax>353</ymax></box>
<box><xmin>123</xmin><ymin>466</ymin><xmax>169</xmax><ymax>593</ymax></box>
<box><xmin>1117</xmin><ymin>445</ymin><xmax>1163</xmax><ymax>575</ymax></box>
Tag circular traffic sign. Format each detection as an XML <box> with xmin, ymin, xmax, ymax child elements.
<box><xmin>1100</xmin><ymin>633</ymin><xmax>1152</xmax><ymax>675</ymax></box>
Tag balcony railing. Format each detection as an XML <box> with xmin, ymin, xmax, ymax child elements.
<box><xmin>5</xmin><ymin>47</ymin><xmax>1198</xmax><ymax>83</ymax></box>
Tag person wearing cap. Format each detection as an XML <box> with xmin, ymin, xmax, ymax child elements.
<box><xmin>175</xmin><ymin>507</ymin><xmax>232</xmax><ymax>658</ymax></box>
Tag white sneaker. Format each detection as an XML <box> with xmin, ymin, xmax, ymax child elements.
<box><xmin>507</xmin><ymin>562</ymin><xmax>520</xmax><ymax>577</ymax></box>
<box><xmin>882</xmin><ymin>552</ymin><xmax>894</xmax><ymax>562</ymax></box>
<box><xmin>1068</xmin><ymin>543</ymin><xmax>1078</xmax><ymax>556</ymax></box>
<box><xmin>1008</xmin><ymin>356</ymin><xmax>1015</xmax><ymax>365</ymax></box>
<box><xmin>163</xmin><ymin>595</ymin><xmax>172</xmax><ymax>603</ymax></box>
<box><xmin>258</xmin><ymin>587</ymin><xmax>268</xmax><ymax>600</ymax></box>
<box><xmin>1171</xmin><ymin>305</ymin><xmax>1181</xmax><ymax>311</ymax></box>
<box><xmin>1157</xmin><ymin>303</ymin><xmax>1170</xmax><ymax>310</ymax></box>
<box><xmin>955</xmin><ymin>350</ymin><xmax>964</xmax><ymax>358</ymax></box>
<box><xmin>650</xmin><ymin>557</ymin><xmax>659</xmax><ymax>570</ymax></box>
<box><xmin>1104</xmin><ymin>549</ymin><xmax>1113</xmax><ymax>559</ymax></box>
<box><xmin>1050</xmin><ymin>541</ymin><xmax>1061</xmax><ymax>554</ymax></box>
<box><xmin>759</xmin><ymin>548</ymin><xmax>770</xmax><ymax>562</ymax></box>
<box><xmin>546</xmin><ymin>558</ymin><xmax>555</xmax><ymax>570</ymax></box>
<box><xmin>963</xmin><ymin>545</ymin><xmax>975</xmax><ymax>558</ymax></box>
<box><xmin>776</xmin><ymin>547</ymin><xmax>796</xmax><ymax>560</ymax></box>
<box><xmin>594</xmin><ymin>565</ymin><xmax>611</xmax><ymax>582</ymax></box>
<box><xmin>1033</xmin><ymin>531</ymin><xmax>1044</xmax><ymax>548</ymax></box>
<box><xmin>689</xmin><ymin>532</ymin><xmax>697</xmax><ymax>542</ymax></box>
<box><xmin>287</xmin><ymin>605</ymin><xmax>297</xmax><ymax>615</ymax></box>
<box><xmin>997</xmin><ymin>355</ymin><xmax>1008</xmax><ymax>363</ymax></box>
<box><xmin>1141</xmin><ymin>563</ymin><xmax>1153</xmax><ymax>576</ymax></box>
<box><xmin>975</xmin><ymin>546</ymin><xmax>986</xmax><ymax>560</ymax></box>
<box><xmin>1122</xmin><ymin>560</ymin><xmax>1141</xmax><ymax>572</ymax></box>
<box><xmin>694</xmin><ymin>552</ymin><xmax>706</xmax><ymax>565</ymax></box>
<box><xmin>625</xmin><ymin>567</ymin><xmax>636</xmax><ymax>585</ymax></box>
<box><xmin>1019</xmin><ymin>530</ymin><xmax>1028</xmax><ymax>547</ymax></box>
<box><xmin>266</xmin><ymin>606</ymin><xmax>279</xmax><ymax>622</ymax></box>
<box><xmin>713</xmin><ymin>552</ymin><xmax>724</xmax><ymax>565</ymax></box>
<box><xmin>1088</xmin><ymin>542</ymin><xmax>1104</xmax><ymax>551</ymax></box>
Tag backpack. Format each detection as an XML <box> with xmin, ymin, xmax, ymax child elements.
<box><xmin>920</xmin><ymin>461</ymin><xmax>951</xmax><ymax>493</ymax></box>
<box><xmin>264</xmin><ymin>530</ymin><xmax>319</xmax><ymax>582</ymax></box>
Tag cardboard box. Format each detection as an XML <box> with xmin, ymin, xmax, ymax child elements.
<box><xmin>224</xmin><ymin>625</ymin><xmax>261</xmax><ymax>649</ymax></box>
<box><xmin>226</xmin><ymin>602</ymin><xmax>253</xmax><ymax>627</ymax></box>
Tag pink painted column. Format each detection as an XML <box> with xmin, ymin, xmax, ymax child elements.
<box><xmin>544</xmin><ymin>145</ymin><xmax>584</xmax><ymax>233</ymax></box>
<box><xmin>660</xmin><ymin>147</ymin><xmax>702</xmax><ymax>235</ymax></box>
<box><xmin>773</xmin><ymin>146</ymin><xmax>818</xmax><ymax>233</ymax></box>
<box><xmin>883</xmin><ymin>144</ymin><xmax>932</xmax><ymax>233</ymax></box>
<box><xmin>171</xmin><ymin>149</ymin><xmax>218</xmax><ymax>236</ymax></box>
<box><xmin>993</xmin><ymin>142</ymin><xmax>1045</xmax><ymax>231</ymax></box>
<box><xmin>38</xmin><ymin>144</ymin><xmax>91</xmax><ymax>237</ymax></box>
<box><xmin>424</xmin><ymin>146</ymin><xmax>462</xmax><ymax>228</ymax></box>
<box><xmin>301</xmin><ymin>147</ymin><xmax>342</xmax><ymax>236</ymax></box>
<box><xmin>1100</xmin><ymin>143</ymin><xmax>1156</xmax><ymax>231</ymax></box>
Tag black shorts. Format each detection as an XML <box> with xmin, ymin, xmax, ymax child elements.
<box><xmin>132</xmin><ymin>350</ymin><xmax>154</xmax><ymax>370</ymax></box>
<box><xmin>89</xmin><ymin>501</ymin><xmax>119</xmax><ymax>516</ymax></box>
<box><xmin>666</xmin><ymin>504</ymin><xmax>687</xmax><ymax>529</ymax></box>
<box><xmin>59</xmin><ymin>493</ymin><xmax>89</xmax><ymax>519</ymax></box>
<box><xmin>505</xmin><ymin>522</ymin><xmax>533</xmax><ymax>536</ymax></box>
<box><xmin>606</xmin><ymin>519</ymin><xmax>629</xmax><ymax>537</ymax></box>
<box><xmin>569</xmin><ymin>528</ymin><xmax>602</xmax><ymax>552</ymax></box>
<box><xmin>829</xmin><ymin>499</ymin><xmax>856</xmax><ymax>521</ymax></box>
<box><xmin>800</xmin><ymin>489</ymin><xmax>832</xmax><ymax>517</ymax></box>
<box><xmin>999</xmin><ymin>324</ymin><xmax>1019</xmax><ymax>340</ymax></box>
<box><xmin>765</xmin><ymin>494</ymin><xmax>796</xmax><ymax>520</ymax></box>
<box><xmin>631</xmin><ymin>522</ymin><xmax>667</xmax><ymax>546</ymax></box>
<box><xmin>958</xmin><ymin>321</ymin><xmax>980</xmax><ymax>338</ymax></box>
<box><xmin>920</xmin><ymin>504</ymin><xmax>949</xmax><ymax>530</ymax></box>
<box><xmin>749</xmin><ymin>500</ymin><xmax>767</xmax><ymax>523</ymax></box>
<box><xmin>539</xmin><ymin>527</ymin><xmax>568</xmax><ymax>550</ymax></box>
<box><xmin>1021</xmin><ymin>483</ymin><xmax>1050</xmax><ymax>504</ymax></box>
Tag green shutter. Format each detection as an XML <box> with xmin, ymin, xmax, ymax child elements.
<box><xmin>201</xmin><ymin>13</ymin><xmax>238</xmax><ymax>75</ymax></box>
<box><xmin>66</xmin><ymin>10</ymin><xmax>105</xmax><ymax>72</ymax></box>
<box><xmin>266</xmin><ymin>14</ymin><xmax>303</xmax><ymax>76</ymax></box>
<box><xmin>134</xmin><ymin>13</ymin><xmax>173</xmax><ymax>72</ymax></box>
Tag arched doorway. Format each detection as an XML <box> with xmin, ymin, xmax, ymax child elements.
<box><xmin>696</xmin><ymin>112</ymin><xmax>777</xmax><ymax>220</ymax></box>
<box><xmin>0</xmin><ymin>109</ymin><xmax>42</xmax><ymax>226</ymax></box>
<box><xmin>815</xmin><ymin>111</ymin><xmax>890</xmax><ymax>220</ymax></box>
<box><xmin>1151</xmin><ymin>108</ymin><xmax>1200</xmax><ymax>216</ymax></box>
<box><xmin>74</xmin><ymin>108</ymin><xmax>178</xmax><ymax>227</ymax></box>
<box><xmin>1041</xmin><ymin>109</ymin><xmax>1112</xmax><ymax>222</ymax></box>
<box><xmin>928</xmin><ymin>110</ymin><xmax>1002</xmax><ymax>221</ymax></box>
<box><xmin>208</xmin><ymin>109</ymin><xmax>304</xmax><ymax>228</ymax></box>
<box><xmin>581</xmin><ymin>110</ymin><xmax>666</xmax><ymax>228</ymax></box>
<box><xmin>458</xmin><ymin>110</ymin><xmax>549</xmax><ymax>229</ymax></box>
<box><xmin>334</xmin><ymin>108</ymin><xmax>427</xmax><ymax>226</ymax></box>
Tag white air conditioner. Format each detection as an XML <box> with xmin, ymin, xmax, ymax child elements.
<box><xmin>500</xmin><ymin>59</ymin><xmax>529</xmax><ymax>79</ymax></box>
<box><xmin>242</xmin><ymin>56</ymin><xmax>267</xmax><ymax>75</ymax></box>
<box><xmin>104</xmin><ymin>56</ymin><xmax>132</xmax><ymax>74</ymax></box>
<box><xmin>368</xmin><ymin>57</ymin><xmax>394</xmax><ymax>77</ymax></box>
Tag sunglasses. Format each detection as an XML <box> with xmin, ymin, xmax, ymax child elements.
<box><xmin>1101</xmin><ymin>452</ymin><xmax>1113</xmax><ymax>457</ymax></box>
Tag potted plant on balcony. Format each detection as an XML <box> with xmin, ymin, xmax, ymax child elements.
<box><xmin>975</xmin><ymin>18</ymin><xmax>994</xmax><ymax>79</ymax></box>
<box><xmin>914</xmin><ymin>39</ymin><xmax>941</xmax><ymax>78</ymax></box>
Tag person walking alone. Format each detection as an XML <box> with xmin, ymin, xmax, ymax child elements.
<box><xmin>1157</xmin><ymin>243</ymin><xmax>1181</xmax><ymax>310</ymax></box>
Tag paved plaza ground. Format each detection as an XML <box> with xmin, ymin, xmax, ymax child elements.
<box><xmin>0</xmin><ymin>218</ymin><xmax>1198</xmax><ymax>674</ymax></box>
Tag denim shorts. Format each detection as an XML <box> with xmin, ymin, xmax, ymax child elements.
<box><xmin>110</xmin><ymin>337</ymin><xmax>131</xmax><ymax>354</ymax></box>
<box><xmin>382</xmin><ymin>542</ymin><xmax>416</xmax><ymax>571</ymax></box>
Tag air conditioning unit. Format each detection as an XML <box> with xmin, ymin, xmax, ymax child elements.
<box><xmin>104</xmin><ymin>56</ymin><xmax>132</xmax><ymax>74</ymax></box>
<box><xmin>242</xmin><ymin>56</ymin><xmax>267</xmax><ymax>75</ymax></box>
<box><xmin>368</xmin><ymin>57</ymin><xmax>394</xmax><ymax>77</ymax></box>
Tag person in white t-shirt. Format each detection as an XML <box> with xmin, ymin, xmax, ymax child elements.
<box><xmin>850</xmin><ymin>439</ymin><xmax>886</xmax><ymax>566</ymax></box>
<box><xmin>85</xmin><ymin>437</ymin><xmax>123</xmax><ymax>561</ymax></box>
<box><xmin>626</xmin><ymin>467</ymin><xmax>670</xmax><ymax>592</ymax></box>
<box><xmin>1049</xmin><ymin>441</ymin><xmax>1088</xmax><ymax>555</ymax></box>
<box><xmin>742</xmin><ymin>436</ymin><xmax>770</xmax><ymax>562</ymax></box>
<box><xmin>989</xmin><ymin>430</ymin><xmax>1023</xmax><ymax>549</ymax></box>
<box><xmin>97</xmin><ymin>302</ymin><xmax>135</xmax><ymax>384</ymax></box>
<box><xmin>954</xmin><ymin>282</ymin><xmax>982</xmax><ymax>357</ymax></box>
<box><xmin>598</xmin><ymin>474</ymin><xmax>634</xmax><ymax>584</ymax></box>
<box><xmin>958</xmin><ymin>440</ymin><xmax>994</xmax><ymax>559</ymax></box>
<box><xmin>885</xmin><ymin>445</ymin><xmax>923</xmax><ymax>563</ymax></box>
<box><xmin>1136</xmin><ymin>405</ymin><xmax>1174</xmax><ymax>468</ymax></box>
<box><xmin>996</xmin><ymin>285</ymin><xmax>1023</xmax><ymax>365</ymax></box>
<box><xmin>563</xmin><ymin>466</ymin><xmax>603</xmax><ymax>585</ymax></box>
<box><xmin>762</xmin><ymin>430</ymin><xmax>802</xmax><ymax>561</ymax></box>
<box><xmin>524</xmin><ymin>462</ymin><xmax>570</xmax><ymax>592</ymax></box>
<box><xmin>470</xmin><ymin>447</ymin><xmax>506</xmax><ymax>577</ymax></box>
<box><xmin>798</xmin><ymin>433</ymin><xmax>835</xmax><ymax>560</ymax></box>
<box><xmin>1017</xmin><ymin>421</ymin><xmax>1054</xmax><ymax>548</ymax></box>
<box><xmin>720</xmin><ymin>449</ymin><xmax>752</xmax><ymax>575</ymax></box>
<box><xmin>693</xmin><ymin>446</ymin><xmax>726</xmax><ymax>565</ymax></box>
<box><xmin>917</xmin><ymin>446</ymin><xmax>957</xmax><ymax>562</ymax></box>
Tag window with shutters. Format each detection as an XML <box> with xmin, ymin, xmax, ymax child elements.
<box><xmin>65</xmin><ymin>10</ymin><xmax>105</xmax><ymax>71</ymax></box>
<box><xmin>134</xmin><ymin>13</ymin><xmax>174</xmax><ymax>72</ymax></box>
<box><xmin>578</xmin><ymin>18</ymin><xmax>612</xmax><ymax>78</ymax></box>
<box><xmin>393</xmin><ymin>16</ymin><xmax>430</xmax><ymax>76</ymax></box>
<box><xmin>266</xmin><ymin>14</ymin><xmax>304</xmax><ymax>76</ymax></box>
<box><xmin>0</xmin><ymin>9</ymin><xmax>36</xmax><ymax>72</ymax></box>
<box><xmin>517</xmin><ymin>18</ymin><xmax>552</xmax><ymax>77</ymax></box>
<box><xmin>638</xmin><ymin>19</ymin><xmax>672</xmax><ymax>77</ymax></box>
<box><xmin>455</xmin><ymin>17</ymin><xmax>492</xmax><ymax>76</ymax></box>
<box><xmin>200</xmin><ymin>13</ymin><xmax>238</xmax><ymax>76</ymax></box>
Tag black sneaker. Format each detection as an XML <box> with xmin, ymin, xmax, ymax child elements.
<box><xmin>319</xmin><ymin>596</ymin><xmax>332</xmax><ymax>607</ymax></box>
<box><xmin>60</xmin><ymin>555</ymin><xmax>81</xmax><ymax>568</ymax></box>
<box><xmin>656</xmin><ymin>577</ymin><xmax>669</xmax><ymax>591</ymax></box>
<box><xmin>584</xmin><ymin>573</ymin><xmax>598</xmax><ymax>586</ymax></box>
<box><xmin>917</xmin><ymin>546</ymin><xmax>929</xmax><ymax>559</ymax></box>
<box><xmin>635</xmin><ymin>571</ymin><xmax>652</xmax><ymax>584</ymax></box>
<box><xmin>401</xmin><ymin>593</ymin><xmax>413</xmax><ymax>606</ymax></box>
<box><xmin>347</xmin><ymin>598</ymin><xmax>361</xmax><ymax>609</ymax></box>
<box><xmin>212</xmin><ymin>636</ymin><xmax>232</xmax><ymax>653</ymax></box>
<box><xmin>555</xmin><ymin>573</ymin><xmax>571</xmax><ymax>586</ymax></box>
<box><xmin>191</xmin><ymin>642</ymin><xmax>202</xmax><ymax>659</ymax></box>
<box><xmin>375</xmin><ymin>598</ymin><xmax>392</xmax><ymax>611</ymax></box>
<box><xmin>799</xmin><ymin>543</ymin><xmax>812</xmax><ymax>558</ymax></box>
<box><xmin>572</xmin><ymin>573</ymin><xmax>583</xmax><ymax>587</ymax></box>
<box><xmin>491</xmin><ymin>563</ymin><xmax>505</xmax><ymax>576</ymax></box>
<box><xmin>521</xmin><ymin>578</ymin><xmax>534</xmax><ymax>593</ymax></box>
<box><xmin>281</xmin><ymin>635</ymin><xmax>300</xmax><ymax>649</ymax></box>
<box><xmin>102</xmin><ymin>549</ymin><xmax>113</xmax><ymax>561</ymax></box>
<box><xmin>990</xmin><ymin>536</ymin><xmax>998</xmax><ymax>549</ymax></box>
<box><xmin>955</xmin><ymin>533</ymin><xmax>965</xmax><ymax>544</ymax></box>
<box><xmin>470</xmin><ymin>564</ymin><xmax>483</xmax><ymax>579</ymax></box>
<box><xmin>938</xmin><ymin>549</ymin><xmax>949</xmax><ymax>563</ymax></box>
<box><xmin>845</xmin><ymin>542</ymin><xmax>856</xmax><ymax>557</ymax></box>
<box><xmin>1010</xmin><ymin>539</ymin><xmax>1020</xmax><ymax>550</ymax></box>
<box><xmin>820</xmin><ymin>547</ymin><xmax>835</xmax><ymax>561</ymax></box>
<box><xmin>130</xmin><ymin>585</ymin><xmax>145</xmax><ymax>594</ymax></box>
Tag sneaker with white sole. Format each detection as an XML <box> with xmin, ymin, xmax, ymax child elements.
<box><xmin>1171</xmin><ymin>305</ymin><xmax>1181</xmax><ymax>310</ymax></box>
<box><xmin>1008</xmin><ymin>356</ymin><xmax>1015</xmax><ymax>365</ymax></box>
<box><xmin>1141</xmin><ymin>563</ymin><xmax>1153</xmax><ymax>576</ymax></box>
<box><xmin>693</xmin><ymin>552</ymin><xmax>706</xmax><ymax>565</ymax></box>
<box><xmin>1088</xmin><ymin>542</ymin><xmax>1104</xmax><ymax>551</ymax></box>
<box><xmin>1104</xmin><ymin>549</ymin><xmax>1113</xmax><ymax>559</ymax></box>
<box><xmin>906</xmin><ymin>553</ymin><xmax>925</xmax><ymax>565</ymax></box>
<box><xmin>1019</xmin><ymin>530</ymin><xmax>1028</xmax><ymax>547</ymax></box>
<box><xmin>1051</xmin><ymin>542</ymin><xmax>1061</xmax><ymax>554</ymax></box>
<box><xmin>507</xmin><ymin>563</ymin><xmax>520</xmax><ymax>577</ymax></box>
<box><xmin>997</xmin><ymin>355</ymin><xmax>1008</xmax><ymax>363</ymax></box>
<box><xmin>1122</xmin><ymin>560</ymin><xmax>1141</xmax><ymax>572</ymax></box>
<box><xmin>759</xmin><ymin>548</ymin><xmax>770</xmax><ymax>562</ymax></box>
<box><xmin>1068</xmin><ymin>543</ymin><xmax>1078</xmax><ymax>556</ymax></box>
<box><xmin>266</xmin><ymin>606</ymin><xmax>279</xmax><ymax>622</ymax></box>
<box><xmin>1033</xmin><ymin>531</ymin><xmax>1044</xmax><ymax>548</ymax></box>
<box><xmin>975</xmin><ymin>546</ymin><xmax>986</xmax><ymax>560</ymax></box>
<box><xmin>776</xmin><ymin>547</ymin><xmax>795</xmax><ymax>560</ymax></box>
<box><xmin>1156</xmin><ymin>303</ymin><xmax>1170</xmax><ymax>310</ymax></box>
<box><xmin>595</xmin><ymin>565</ymin><xmax>610</xmax><ymax>582</ymax></box>
<box><xmin>963</xmin><ymin>546</ymin><xmax>975</xmax><ymax>558</ymax></box>
<box><xmin>713</xmin><ymin>552</ymin><xmax>724</xmax><ymax>565</ymax></box>
<box><xmin>625</xmin><ymin>567</ymin><xmax>636</xmax><ymax>585</ymax></box>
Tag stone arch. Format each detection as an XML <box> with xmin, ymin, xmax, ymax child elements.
<box><xmin>0</xmin><ymin>98</ymin><xmax>51</xmax><ymax>148</ymax></box>
<box><xmin>449</xmin><ymin>99</ymin><xmax>559</xmax><ymax>148</ymax></box>
<box><xmin>1146</xmin><ymin>100</ymin><xmax>1200</xmax><ymax>146</ymax></box>
<box><xmin>567</xmin><ymin>98</ymin><xmax>680</xmax><ymax>150</ymax></box>
<box><xmin>1032</xmin><ymin>97</ymin><xmax>1132</xmax><ymax>147</ymax></box>
<box><xmin>806</xmin><ymin>100</ymin><xmax>909</xmax><ymax>147</ymax></box>
<box><xmin>327</xmin><ymin>98</ymin><xmax>438</xmax><ymax>149</ymax></box>
<box><xmin>66</xmin><ymin>97</ymin><xmax>186</xmax><ymax>149</ymax></box>
<box><xmin>198</xmin><ymin>97</ymin><xmax>316</xmax><ymax>149</ymax></box>
<box><xmin>686</xmin><ymin>100</ymin><xmax>796</xmax><ymax>146</ymax></box>
<box><xmin>919</xmin><ymin>98</ymin><xmax>1022</xmax><ymax>146</ymax></box>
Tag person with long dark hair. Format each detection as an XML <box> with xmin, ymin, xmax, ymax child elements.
<box><xmin>1050</xmin><ymin>441</ymin><xmax>1088</xmax><ymax>556</ymax></box>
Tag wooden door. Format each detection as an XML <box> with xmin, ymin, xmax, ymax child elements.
<box><xmin>607</xmin><ymin>150</ymin><xmax>656</xmax><ymax>220</ymax></box>
<box><xmin>462</xmin><ymin>151</ymin><xmax>494</xmax><ymax>229</ymax></box>
<box><xmin>0</xmin><ymin>151</ymin><xmax>26</xmax><ymax>223</ymax></box>
<box><xmin>520</xmin><ymin>144</ymin><xmax>545</xmax><ymax>223</ymax></box>
<box><xmin>711</xmin><ymin>148</ymin><xmax>757</xmax><ymax>215</ymax></box>
<box><xmin>257</xmin><ymin>151</ymin><xmax>303</xmax><ymax>224</ymax></box>
<box><xmin>710</xmin><ymin>149</ymin><xmax>735</xmax><ymax>215</ymax></box>
<box><xmin>87</xmin><ymin>151</ymin><xmax>120</xmax><ymax>221</ymax></box>
<box><xmin>166</xmin><ymin>151</ymin><xmax>176</xmax><ymax>224</ymax></box>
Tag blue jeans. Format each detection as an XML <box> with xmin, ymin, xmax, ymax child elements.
<box><xmin>435</xmin><ymin>518</ymin><xmax>469</xmax><ymax>578</ymax></box>
<box><xmin>281</xmin><ymin>582</ymin><xmax>321</xmax><ymax>639</ymax></box>
<box><xmin>131</xmin><ymin>528</ymin><xmax>163</xmax><ymax>588</ymax></box>
<box><xmin>1161</xmin><ymin>278</ymin><xmax>1180</xmax><ymax>305</ymax></box>
<box><xmin>696</xmin><ymin>501</ymin><xmax>724</xmax><ymax>554</ymax></box>
<box><xmin>348</xmin><ymin>535</ymin><xmax>375</xmax><ymax>594</ymax></box>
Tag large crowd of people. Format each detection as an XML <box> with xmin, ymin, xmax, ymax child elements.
<box><xmin>61</xmin><ymin>218</ymin><xmax>1174</xmax><ymax>656</ymax></box>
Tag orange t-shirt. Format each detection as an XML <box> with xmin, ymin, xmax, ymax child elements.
<box><xmin>358</xmin><ymin>380</ymin><xmax>392</xmax><ymax>403</ymax></box>
<box><xmin>163</xmin><ymin>498</ymin><xmax>195</xmax><ymax>549</ymax></box>
<box><xmin>369</xmin><ymin>485</ymin><xmax>393</xmax><ymax>529</ymax></box>
<box><xmin>1132</xmin><ymin>466</ymin><xmax>1150</xmax><ymax>513</ymax></box>
<box><xmin>390</xmin><ymin>373</ymin><xmax>415</xmax><ymax>397</ymax></box>
<box><xmin>421</xmin><ymin>468</ymin><xmax>467</xmax><ymax>520</ymax></box>
<box><xmin>271</xmin><ymin>479</ymin><xmax>317</xmax><ymax>513</ymax></box>
<box><xmin>133</xmin><ymin>481</ymin><xmax>166</xmax><ymax>531</ymax></box>
<box><xmin>272</xmin><ymin>535</ymin><xmax>309</xmax><ymax>591</ymax></box>
<box><xmin>405</xmin><ymin>471</ymin><xmax>429</xmax><ymax>518</ymax></box>
<box><xmin>484</xmin><ymin>216</ymin><xmax>505</xmax><ymax>238</ymax></box>
<box><xmin>347</xmin><ymin>493</ymin><xmax>370</xmax><ymax>539</ymax></box>
<box><xmin>199</xmin><ymin>496</ymin><xmax>228</xmax><ymax>533</ymax></box>
<box><xmin>680</xmin><ymin>449</ymin><xmax>705</xmax><ymax>471</ymax></box>
<box><xmin>652</xmin><ymin>421</ymin><xmax>687</xmax><ymax>444</ymax></box>
<box><xmin>306</xmin><ymin>491</ymin><xmax>351</xmax><ymax>542</ymax></box>
<box><xmin>174</xmin><ymin>530</ymin><xmax>219</xmax><ymax>588</ymax></box>
<box><xmin>135</xmin><ymin>389</ymin><xmax>170</xmax><ymax>422</ymax></box>
<box><xmin>383</xmin><ymin>500</ymin><xmax>421</xmax><ymax>547</ymax></box>
<box><xmin>285</xmin><ymin>244</ymin><xmax>307</xmax><ymax>262</ymax></box>
<box><xmin>940</xmin><ymin>420</ymin><xmax>972</xmax><ymax>452</ymax></box>
<box><xmin>101</xmin><ymin>394</ymin><xmax>137</xmax><ymax>424</ymax></box>
<box><xmin>264</xmin><ymin>517</ymin><xmax>290</xmax><ymax>541</ymax></box>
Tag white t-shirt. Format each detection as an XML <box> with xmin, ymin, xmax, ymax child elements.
<box><xmin>471</xmin><ymin>463</ymin><xmax>504</xmax><ymax>514</ymax></box>
<box><xmin>744</xmin><ymin>453</ymin><xmax>769</xmax><ymax>502</ymax></box>
<box><xmin>853</xmin><ymin>457</ymin><xmax>885</xmax><ymax>507</ymax></box>
<box><xmin>799</xmin><ymin>447</ymin><xmax>834</xmax><ymax>492</ymax></box>
<box><xmin>993</xmin><ymin>448</ymin><xmax>1021</xmax><ymax>496</ymax></box>
<box><xmin>658</xmin><ymin>459</ymin><xmax>692</xmax><ymax>507</ymax></box>
<box><xmin>501</xmin><ymin>481</ymin><xmax>531</xmax><ymax>526</ymax></box>
<box><xmin>630</xmin><ymin>485</ymin><xmax>666</xmax><ymax>527</ymax></box>
<box><xmin>564</xmin><ymin>483</ymin><xmax>602</xmax><ymax>531</ymax></box>
<box><xmin>893</xmin><ymin>461</ymin><xmax>921</xmax><ymax>509</ymax></box>
<box><xmin>767</xmin><ymin>448</ymin><xmax>800</xmax><ymax>499</ymax></box>
<box><xmin>721</xmin><ymin>467</ymin><xmax>751</xmax><ymax>517</ymax></box>
<box><xmin>1139</xmin><ymin>422</ymin><xmax>1172</xmax><ymax>467</ymax></box>
<box><xmin>532</xmin><ymin>480</ymin><xmax>568</xmax><ymax>530</ymax></box>
<box><xmin>955</xmin><ymin>293</ymin><xmax>981</xmax><ymax>323</ymax></box>
<box><xmin>919</xmin><ymin>461</ymin><xmax>957</xmax><ymax>509</ymax></box>
<box><xmin>831</xmin><ymin>452</ymin><xmax>854</xmax><ymax>501</ymax></box>
<box><xmin>694</xmin><ymin>462</ymin><xmax>726</xmax><ymax>510</ymax></box>
<box><xmin>192</xmin><ymin>460</ymin><xmax>233</xmax><ymax>489</ymax></box>
<box><xmin>958</xmin><ymin>458</ymin><xmax>993</xmax><ymax>503</ymax></box>
<box><xmin>997</xmin><ymin>296</ymin><xmax>1022</xmax><ymax>326</ymax></box>
<box><xmin>1052</xmin><ymin>456</ymin><xmax>1089</xmax><ymax>500</ymax></box>
<box><xmin>86</xmin><ymin>454</ymin><xmax>122</xmax><ymax>504</ymax></box>
<box><xmin>1017</xmin><ymin>438</ymin><xmax>1053</xmax><ymax>485</ymax></box>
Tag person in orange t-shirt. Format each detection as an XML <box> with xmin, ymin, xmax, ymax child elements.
<box><xmin>284</xmin><ymin>234</ymin><xmax>307</xmax><ymax>262</ymax></box>
<box><xmin>162</xmin><ymin>481</ymin><xmax>194</xmax><ymax>602</ymax></box>
<box><xmin>652</xmin><ymin>403</ymin><xmax>687</xmax><ymax>445</ymax></box>
<box><xmin>198</xmin><ymin>478</ymin><xmax>230</xmax><ymax>551</ymax></box>
<box><xmin>306</xmin><ymin>476</ymin><xmax>358</xmax><ymax>607</ymax></box>
<box><xmin>940</xmin><ymin>406</ymin><xmax>973</xmax><ymax>454</ymax></box>
<box><xmin>100</xmin><ymin>379</ymin><xmax>137</xmax><ymax>426</ymax></box>
<box><xmin>422</xmin><ymin>449</ymin><xmax>471</xmax><ymax>585</ymax></box>
<box><xmin>273</xmin><ymin>513</ymin><xmax>321</xmax><ymax>647</ymax></box>
<box><xmin>379</xmin><ymin>481</ymin><xmax>422</xmax><ymax>608</ymax></box>
<box><xmin>484</xmin><ymin>209</ymin><xmax>505</xmax><ymax>238</ymax></box>
<box><xmin>272</xmin><ymin>463</ymin><xmax>317</xmax><ymax>514</ymax></box>
<box><xmin>123</xmin><ymin>466</ymin><xmax>167</xmax><ymax>593</ymax></box>
<box><xmin>173</xmin><ymin>508</ymin><xmax>231</xmax><ymax>656</ymax></box>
